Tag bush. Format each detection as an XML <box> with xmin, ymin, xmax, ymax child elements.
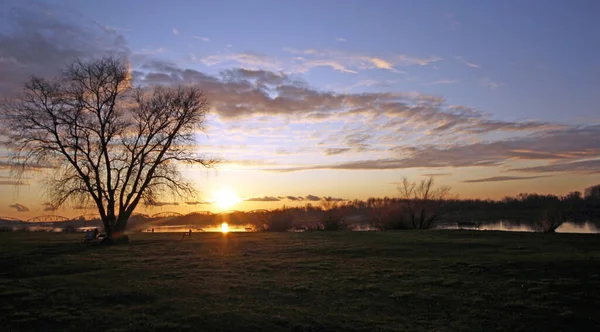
<box><xmin>533</xmin><ymin>206</ymin><xmax>564</xmax><ymax>233</ymax></box>
<box><xmin>263</xmin><ymin>210</ymin><xmax>294</xmax><ymax>232</ymax></box>
<box><xmin>322</xmin><ymin>216</ymin><xmax>346</xmax><ymax>231</ymax></box>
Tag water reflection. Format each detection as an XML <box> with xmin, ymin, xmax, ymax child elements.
<box><xmin>437</xmin><ymin>220</ymin><xmax>599</xmax><ymax>234</ymax></box>
<box><xmin>556</xmin><ymin>221</ymin><xmax>600</xmax><ymax>234</ymax></box>
<box><xmin>144</xmin><ymin>224</ymin><xmax>256</xmax><ymax>233</ymax></box>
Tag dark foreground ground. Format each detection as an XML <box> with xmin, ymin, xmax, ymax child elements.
<box><xmin>1</xmin><ymin>231</ymin><xmax>599</xmax><ymax>332</ymax></box>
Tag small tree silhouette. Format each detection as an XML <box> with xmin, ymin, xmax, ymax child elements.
<box><xmin>397</xmin><ymin>177</ymin><xmax>452</xmax><ymax>229</ymax></box>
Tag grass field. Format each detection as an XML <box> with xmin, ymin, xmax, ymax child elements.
<box><xmin>1</xmin><ymin>231</ymin><xmax>599</xmax><ymax>332</ymax></box>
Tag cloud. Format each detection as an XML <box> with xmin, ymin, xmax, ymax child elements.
<box><xmin>0</xmin><ymin>159</ymin><xmax>56</xmax><ymax>172</ymax></box>
<box><xmin>270</xmin><ymin>125</ymin><xmax>600</xmax><ymax>172</ymax></box>
<box><xmin>0</xmin><ymin>179</ymin><xmax>29</xmax><ymax>186</ymax></box>
<box><xmin>422</xmin><ymin>173</ymin><xmax>452</xmax><ymax>177</ymax></box>
<box><xmin>322</xmin><ymin>196</ymin><xmax>346</xmax><ymax>202</ymax></box>
<box><xmin>9</xmin><ymin>203</ymin><xmax>29</xmax><ymax>212</ymax></box>
<box><xmin>172</xmin><ymin>28</ymin><xmax>179</xmax><ymax>35</ymax></box>
<box><xmin>363</xmin><ymin>57</ymin><xmax>400</xmax><ymax>73</ymax></box>
<box><xmin>201</xmin><ymin>52</ymin><xmax>282</xmax><ymax>70</ymax></box>
<box><xmin>455</xmin><ymin>56</ymin><xmax>480</xmax><ymax>68</ymax></box>
<box><xmin>0</xmin><ymin>0</ymin><xmax>129</xmax><ymax>96</ymax></box>
<box><xmin>511</xmin><ymin>159</ymin><xmax>600</xmax><ymax>174</ymax></box>
<box><xmin>134</xmin><ymin>60</ymin><xmax>569</xmax><ymax>169</ymax></box>
<box><xmin>336</xmin><ymin>37</ymin><xmax>346</xmax><ymax>42</ymax></box>
<box><xmin>185</xmin><ymin>201</ymin><xmax>212</xmax><ymax>205</ymax></box>
<box><xmin>428</xmin><ymin>79</ymin><xmax>458</xmax><ymax>85</ymax></box>
<box><xmin>136</xmin><ymin>60</ymin><xmax>555</xmax><ymax>141</ymax></box>
<box><xmin>3</xmin><ymin>0</ymin><xmax>585</xmax><ymax>185</ymax></box>
<box><xmin>144</xmin><ymin>201</ymin><xmax>180</xmax><ymax>207</ymax></box>
<box><xmin>134</xmin><ymin>47</ymin><xmax>167</xmax><ymax>56</ymax></box>
<box><xmin>323</xmin><ymin>148</ymin><xmax>352</xmax><ymax>156</ymax></box>
<box><xmin>192</xmin><ymin>36</ymin><xmax>210</xmax><ymax>41</ymax></box>
<box><xmin>462</xmin><ymin>175</ymin><xmax>551</xmax><ymax>183</ymax></box>
<box><xmin>480</xmin><ymin>77</ymin><xmax>503</xmax><ymax>89</ymax></box>
<box><xmin>281</xmin><ymin>48</ymin><xmax>437</xmax><ymax>73</ymax></box>
<box><xmin>240</xmin><ymin>194</ymin><xmax>346</xmax><ymax>202</ymax></box>
<box><xmin>73</xmin><ymin>205</ymin><xmax>95</xmax><ymax>210</ymax></box>
<box><xmin>305</xmin><ymin>194</ymin><xmax>321</xmax><ymax>201</ymax></box>
<box><xmin>42</xmin><ymin>203</ymin><xmax>58</xmax><ymax>211</ymax></box>
<box><xmin>397</xmin><ymin>55</ymin><xmax>443</xmax><ymax>66</ymax></box>
<box><xmin>298</xmin><ymin>59</ymin><xmax>358</xmax><ymax>74</ymax></box>
<box><xmin>244</xmin><ymin>196</ymin><xmax>281</xmax><ymax>202</ymax></box>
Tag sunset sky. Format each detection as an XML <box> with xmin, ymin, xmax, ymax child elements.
<box><xmin>1</xmin><ymin>0</ymin><xmax>600</xmax><ymax>219</ymax></box>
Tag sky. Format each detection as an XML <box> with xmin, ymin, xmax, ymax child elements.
<box><xmin>1</xmin><ymin>0</ymin><xmax>600</xmax><ymax>219</ymax></box>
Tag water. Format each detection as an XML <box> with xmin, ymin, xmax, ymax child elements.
<box><xmin>4</xmin><ymin>220</ymin><xmax>598</xmax><ymax>234</ymax></box>
<box><xmin>437</xmin><ymin>220</ymin><xmax>600</xmax><ymax>234</ymax></box>
<box><xmin>143</xmin><ymin>224</ymin><xmax>256</xmax><ymax>233</ymax></box>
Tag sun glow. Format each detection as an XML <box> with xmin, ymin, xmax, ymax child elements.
<box><xmin>221</xmin><ymin>222</ymin><xmax>229</xmax><ymax>233</ymax></box>
<box><xmin>213</xmin><ymin>189</ymin><xmax>241</xmax><ymax>210</ymax></box>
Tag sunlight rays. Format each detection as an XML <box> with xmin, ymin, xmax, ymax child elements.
<box><xmin>213</xmin><ymin>189</ymin><xmax>241</xmax><ymax>210</ymax></box>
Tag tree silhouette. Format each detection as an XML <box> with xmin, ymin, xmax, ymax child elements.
<box><xmin>397</xmin><ymin>177</ymin><xmax>451</xmax><ymax>229</ymax></box>
<box><xmin>2</xmin><ymin>57</ymin><xmax>216</xmax><ymax>243</ymax></box>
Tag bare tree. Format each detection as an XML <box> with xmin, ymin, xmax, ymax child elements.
<box><xmin>320</xmin><ymin>197</ymin><xmax>340</xmax><ymax>212</ymax></box>
<box><xmin>534</xmin><ymin>205</ymin><xmax>564</xmax><ymax>233</ymax></box>
<box><xmin>320</xmin><ymin>197</ymin><xmax>345</xmax><ymax>230</ymax></box>
<box><xmin>397</xmin><ymin>177</ymin><xmax>451</xmax><ymax>229</ymax></box>
<box><xmin>1</xmin><ymin>57</ymin><xmax>216</xmax><ymax>243</ymax></box>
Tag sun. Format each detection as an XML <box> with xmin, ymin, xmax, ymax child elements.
<box><xmin>213</xmin><ymin>189</ymin><xmax>241</xmax><ymax>210</ymax></box>
<box><xmin>221</xmin><ymin>222</ymin><xmax>229</xmax><ymax>233</ymax></box>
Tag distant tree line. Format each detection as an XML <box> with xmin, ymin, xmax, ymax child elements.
<box><xmin>4</xmin><ymin>181</ymin><xmax>598</xmax><ymax>234</ymax></box>
<box><xmin>122</xmin><ymin>182</ymin><xmax>600</xmax><ymax>233</ymax></box>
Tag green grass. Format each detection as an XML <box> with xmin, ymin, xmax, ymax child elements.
<box><xmin>1</xmin><ymin>231</ymin><xmax>599</xmax><ymax>332</ymax></box>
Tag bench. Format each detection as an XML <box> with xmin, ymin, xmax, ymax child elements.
<box><xmin>81</xmin><ymin>235</ymin><xmax>101</xmax><ymax>244</ymax></box>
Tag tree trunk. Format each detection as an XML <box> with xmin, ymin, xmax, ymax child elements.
<box><xmin>101</xmin><ymin>215</ymin><xmax>130</xmax><ymax>245</ymax></box>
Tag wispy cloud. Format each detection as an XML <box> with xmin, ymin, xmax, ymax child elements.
<box><xmin>0</xmin><ymin>179</ymin><xmax>29</xmax><ymax>186</ymax></box>
<box><xmin>200</xmin><ymin>49</ymin><xmax>440</xmax><ymax>75</ymax></box>
<box><xmin>455</xmin><ymin>56</ymin><xmax>480</xmax><ymax>68</ymax></box>
<box><xmin>42</xmin><ymin>203</ymin><xmax>58</xmax><ymax>211</ymax></box>
<box><xmin>281</xmin><ymin>48</ymin><xmax>437</xmax><ymax>74</ymax></box>
<box><xmin>462</xmin><ymin>175</ymin><xmax>551</xmax><ymax>183</ymax></box>
<box><xmin>136</xmin><ymin>60</ymin><xmax>566</xmax><ymax>168</ymax></box>
<box><xmin>298</xmin><ymin>59</ymin><xmax>358</xmax><ymax>73</ymax></box>
<box><xmin>363</xmin><ymin>57</ymin><xmax>401</xmax><ymax>73</ymax></box>
<box><xmin>428</xmin><ymin>79</ymin><xmax>458</xmax><ymax>85</ymax></box>
<box><xmin>8</xmin><ymin>203</ymin><xmax>29</xmax><ymax>212</ymax></box>
<box><xmin>144</xmin><ymin>201</ymin><xmax>180</xmax><ymax>207</ymax></box>
<box><xmin>172</xmin><ymin>27</ymin><xmax>179</xmax><ymax>35</ymax></box>
<box><xmin>134</xmin><ymin>47</ymin><xmax>167</xmax><ymax>56</ymax></box>
<box><xmin>511</xmin><ymin>159</ymin><xmax>600</xmax><ymax>174</ymax></box>
<box><xmin>323</xmin><ymin>148</ymin><xmax>352</xmax><ymax>156</ymax></box>
<box><xmin>305</xmin><ymin>195</ymin><xmax>321</xmax><ymax>201</ymax></box>
<box><xmin>200</xmin><ymin>52</ymin><xmax>282</xmax><ymax>70</ymax></box>
<box><xmin>185</xmin><ymin>201</ymin><xmax>212</xmax><ymax>205</ymax></box>
<box><xmin>244</xmin><ymin>196</ymin><xmax>280</xmax><ymax>202</ymax></box>
<box><xmin>422</xmin><ymin>173</ymin><xmax>452</xmax><ymax>177</ymax></box>
<box><xmin>192</xmin><ymin>36</ymin><xmax>210</xmax><ymax>42</ymax></box>
<box><xmin>397</xmin><ymin>55</ymin><xmax>443</xmax><ymax>66</ymax></box>
<box><xmin>480</xmin><ymin>77</ymin><xmax>503</xmax><ymax>89</ymax></box>
<box><xmin>336</xmin><ymin>37</ymin><xmax>346</xmax><ymax>42</ymax></box>
<box><xmin>243</xmin><ymin>195</ymin><xmax>344</xmax><ymax>202</ymax></box>
<box><xmin>267</xmin><ymin>125</ymin><xmax>600</xmax><ymax>172</ymax></box>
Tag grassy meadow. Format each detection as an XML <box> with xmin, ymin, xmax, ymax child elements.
<box><xmin>1</xmin><ymin>231</ymin><xmax>599</xmax><ymax>332</ymax></box>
